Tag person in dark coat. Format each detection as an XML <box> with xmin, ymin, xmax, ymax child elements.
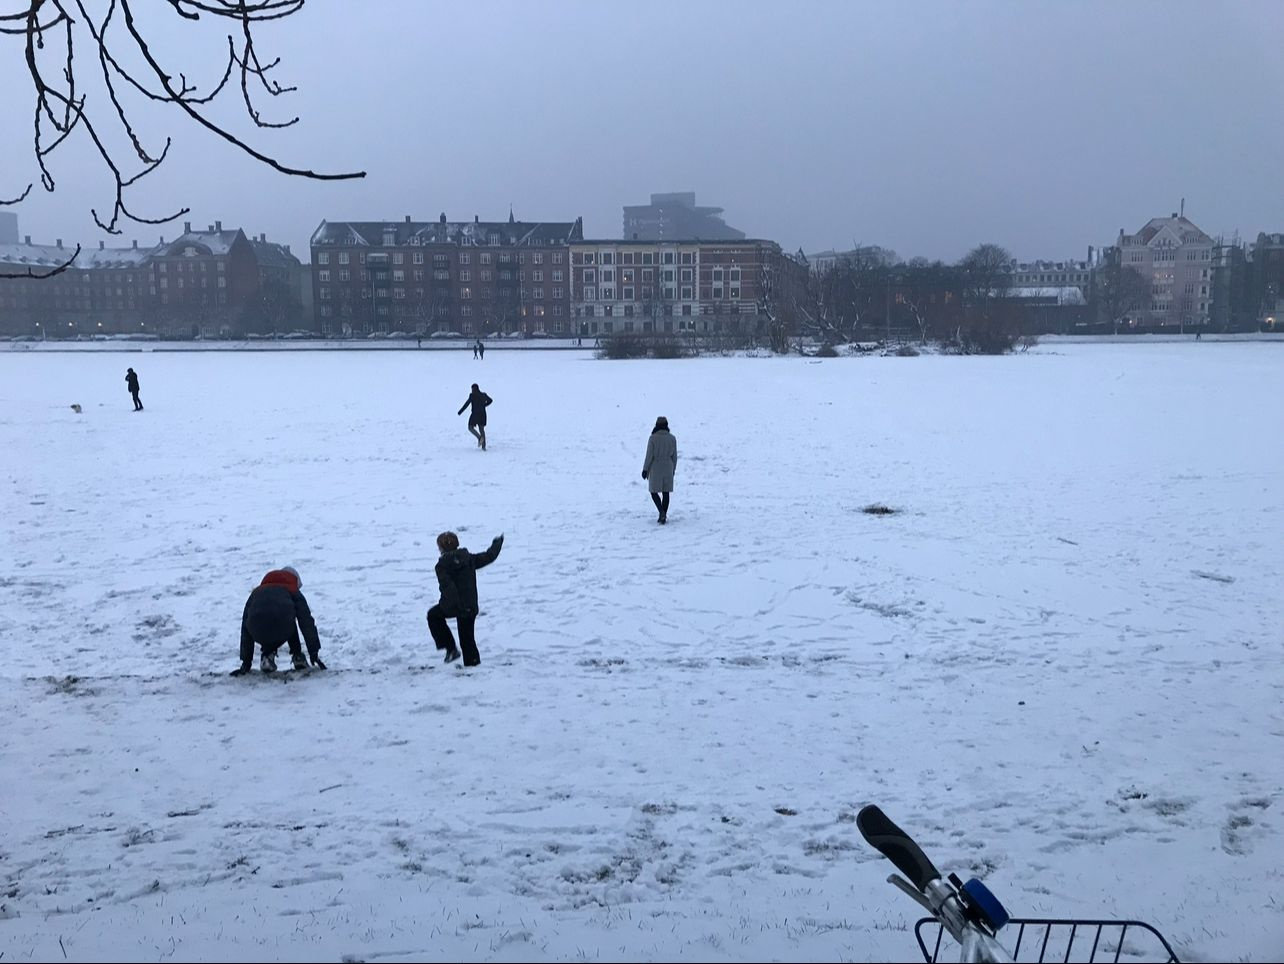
<box><xmin>477</xmin><ymin>339</ymin><xmax>485</xmax><ymax>359</ymax></box>
<box><xmin>458</xmin><ymin>382</ymin><xmax>493</xmax><ymax>450</ymax></box>
<box><xmin>231</xmin><ymin>566</ymin><xmax>325</xmax><ymax>675</ymax></box>
<box><xmin>427</xmin><ymin>531</ymin><xmax>503</xmax><ymax>667</ymax></box>
<box><xmin>125</xmin><ymin>367</ymin><xmax>143</xmax><ymax>411</ymax></box>
<box><xmin>642</xmin><ymin>416</ymin><xmax>678</xmax><ymax>524</ymax></box>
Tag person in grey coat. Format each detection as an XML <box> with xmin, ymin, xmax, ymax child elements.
<box><xmin>641</xmin><ymin>416</ymin><xmax>677</xmax><ymax>524</ymax></box>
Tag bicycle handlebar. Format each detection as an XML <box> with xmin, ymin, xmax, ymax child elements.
<box><xmin>856</xmin><ymin>804</ymin><xmax>942</xmax><ymax>892</ymax></box>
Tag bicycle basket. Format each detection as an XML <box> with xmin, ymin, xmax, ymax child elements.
<box><xmin>914</xmin><ymin>917</ymin><xmax>1181</xmax><ymax>963</ymax></box>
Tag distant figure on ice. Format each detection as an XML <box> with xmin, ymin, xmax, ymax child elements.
<box><xmin>428</xmin><ymin>531</ymin><xmax>504</xmax><ymax>667</ymax></box>
<box><xmin>473</xmin><ymin>340</ymin><xmax>479</xmax><ymax>359</ymax></box>
<box><xmin>231</xmin><ymin>566</ymin><xmax>326</xmax><ymax>676</ymax></box>
<box><xmin>642</xmin><ymin>416</ymin><xmax>678</xmax><ymax>524</ymax></box>
<box><xmin>125</xmin><ymin>367</ymin><xmax>143</xmax><ymax>411</ymax></box>
<box><xmin>458</xmin><ymin>382</ymin><xmax>492</xmax><ymax>450</ymax></box>
<box><xmin>477</xmin><ymin>338</ymin><xmax>486</xmax><ymax>359</ymax></box>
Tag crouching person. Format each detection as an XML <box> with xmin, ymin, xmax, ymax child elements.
<box><xmin>428</xmin><ymin>531</ymin><xmax>503</xmax><ymax>667</ymax></box>
<box><xmin>231</xmin><ymin>565</ymin><xmax>326</xmax><ymax>676</ymax></box>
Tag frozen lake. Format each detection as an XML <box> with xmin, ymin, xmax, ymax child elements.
<box><xmin>2</xmin><ymin>343</ymin><xmax>1281</xmax><ymax>961</ymax></box>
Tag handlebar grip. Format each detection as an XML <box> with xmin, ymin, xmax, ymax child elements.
<box><xmin>856</xmin><ymin>804</ymin><xmax>942</xmax><ymax>892</ymax></box>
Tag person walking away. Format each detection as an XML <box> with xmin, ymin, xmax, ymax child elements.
<box><xmin>478</xmin><ymin>339</ymin><xmax>485</xmax><ymax>359</ymax></box>
<box><xmin>458</xmin><ymin>382</ymin><xmax>493</xmax><ymax>450</ymax></box>
<box><xmin>231</xmin><ymin>565</ymin><xmax>326</xmax><ymax>675</ymax></box>
<box><xmin>642</xmin><ymin>416</ymin><xmax>678</xmax><ymax>524</ymax></box>
<box><xmin>428</xmin><ymin>531</ymin><xmax>504</xmax><ymax>667</ymax></box>
<box><xmin>125</xmin><ymin>367</ymin><xmax>143</xmax><ymax>411</ymax></box>
<box><xmin>473</xmin><ymin>341</ymin><xmax>479</xmax><ymax>359</ymax></box>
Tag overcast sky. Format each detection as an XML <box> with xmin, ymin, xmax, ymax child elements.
<box><xmin>2</xmin><ymin>0</ymin><xmax>1282</xmax><ymax>263</ymax></box>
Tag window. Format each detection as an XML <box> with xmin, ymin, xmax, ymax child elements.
<box><xmin>681</xmin><ymin>252</ymin><xmax>693</xmax><ymax>264</ymax></box>
<box><xmin>413</xmin><ymin>252</ymin><xmax>424</xmax><ymax>264</ymax></box>
<box><xmin>583</xmin><ymin>287</ymin><xmax>596</xmax><ymax>300</ymax></box>
<box><xmin>553</xmin><ymin>286</ymin><xmax>564</xmax><ymax>299</ymax></box>
<box><xmin>553</xmin><ymin>252</ymin><xmax>564</xmax><ymax>264</ymax></box>
<box><xmin>533</xmin><ymin>287</ymin><xmax>544</xmax><ymax>299</ymax></box>
<box><xmin>730</xmin><ymin>287</ymin><xmax>740</xmax><ymax>299</ymax></box>
<box><xmin>730</xmin><ymin>268</ymin><xmax>741</xmax><ymax>282</ymax></box>
<box><xmin>623</xmin><ymin>287</ymin><xmax>634</xmax><ymax>300</ymax></box>
<box><xmin>713</xmin><ymin>268</ymin><xmax>724</xmax><ymax>282</ymax></box>
<box><xmin>461</xmin><ymin>305</ymin><xmax>472</xmax><ymax>317</ymax></box>
<box><xmin>681</xmin><ymin>286</ymin><xmax>692</xmax><ymax>300</ymax></box>
<box><xmin>217</xmin><ymin>277</ymin><xmax>226</xmax><ymax>288</ymax></box>
<box><xmin>533</xmin><ymin>252</ymin><xmax>544</xmax><ymax>264</ymax></box>
<box><xmin>663</xmin><ymin>286</ymin><xmax>675</xmax><ymax>299</ymax></box>
<box><xmin>553</xmin><ymin>269</ymin><xmax>564</xmax><ymax>282</ymax></box>
<box><xmin>459</xmin><ymin>270</ymin><xmax>471</xmax><ymax>282</ymax></box>
<box><xmin>318</xmin><ymin>270</ymin><xmax>331</xmax><ymax>282</ymax></box>
<box><xmin>413</xmin><ymin>270</ymin><xmax>424</xmax><ymax>282</ymax></box>
<box><xmin>643</xmin><ymin>252</ymin><xmax>654</xmax><ymax>265</ymax></box>
<box><xmin>602</xmin><ymin>269</ymin><xmax>614</xmax><ymax>282</ymax></box>
<box><xmin>500</xmin><ymin>252</ymin><xmax>512</xmax><ymax>263</ymax></box>
<box><xmin>460</xmin><ymin>287</ymin><xmax>472</xmax><ymax>299</ymax></box>
<box><xmin>663</xmin><ymin>252</ymin><xmax>675</xmax><ymax>265</ymax></box>
<box><xmin>480</xmin><ymin>253</ymin><xmax>492</xmax><ymax>265</ymax></box>
<box><xmin>642</xmin><ymin>268</ymin><xmax>653</xmax><ymax>282</ymax></box>
<box><xmin>481</xmin><ymin>270</ymin><xmax>492</xmax><ymax>281</ymax></box>
<box><xmin>393</xmin><ymin>253</ymin><xmax>404</xmax><ymax>265</ymax></box>
<box><xmin>681</xmin><ymin>304</ymin><xmax>691</xmax><ymax>315</ymax></box>
<box><xmin>460</xmin><ymin>253</ymin><xmax>471</xmax><ymax>265</ymax></box>
<box><xmin>518</xmin><ymin>253</ymin><xmax>526</xmax><ymax>264</ymax></box>
<box><xmin>601</xmin><ymin>288</ymin><xmax>615</xmax><ymax>300</ymax></box>
<box><xmin>602</xmin><ymin>252</ymin><xmax>614</xmax><ymax>265</ymax></box>
<box><xmin>553</xmin><ymin>305</ymin><xmax>563</xmax><ymax>316</ymax></box>
<box><xmin>533</xmin><ymin>270</ymin><xmax>543</xmax><ymax>282</ymax></box>
<box><xmin>338</xmin><ymin>252</ymin><xmax>350</xmax><ymax>265</ymax></box>
<box><xmin>581</xmin><ymin>252</ymin><xmax>595</xmax><ymax>265</ymax></box>
<box><xmin>713</xmin><ymin>287</ymin><xmax>723</xmax><ymax>299</ymax></box>
<box><xmin>318</xmin><ymin>252</ymin><xmax>330</xmax><ymax>265</ymax></box>
<box><xmin>584</xmin><ymin>269</ymin><xmax>596</xmax><ymax>283</ymax></box>
<box><xmin>393</xmin><ymin>270</ymin><xmax>405</xmax><ymax>282</ymax></box>
<box><xmin>681</xmin><ymin>268</ymin><xmax>692</xmax><ymax>282</ymax></box>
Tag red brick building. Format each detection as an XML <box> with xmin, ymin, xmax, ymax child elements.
<box><xmin>309</xmin><ymin>213</ymin><xmax>583</xmax><ymax>336</ymax></box>
<box><xmin>0</xmin><ymin>221</ymin><xmax>301</xmax><ymax>337</ymax></box>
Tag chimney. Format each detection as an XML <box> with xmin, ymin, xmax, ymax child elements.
<box><xmin>132</xmin><ymin>240</ymin><xmax>138</xmax><ymax>249</ymax></box>
<box><xmin>260</xmin><ymin>233</ymin><xmax>266</xmax><ymax>243</ymax></box>
<box><xmin>56</xmin><ymin>238</ymin><xmax>62</xmax><ymax>248</ymax></box>
<box><xmin>405</xmin><ymin>215</ymin><xmax>411</xmax><ymax>223</ymax></box>
<box><xmin>439</xmin><ymin>212</ymin><xmax>446</xmax><ymax>224</ymax></box>
<box><xmin>215</xmin><ymin>220</ymin><xmax>222</xmax><ymax>232</ymax></box>
<box><xmin>24</xmin><ymin>234</ymin><xmax>30</xmax><ymax>245</ymax></box>
<box><xmin>284</xmin><ymin>244</ymin><xmax>290</xmax><ymax>254</ymax></box>
<box><xmin>207</xmin><ymin>224</ymin><xmax>214</xmax><ymax>233</ymax></box>
<box><xmin>474</xmin><ymin>215</ymin><xmax>479</xmax><ymax>223</ymax></box>
<box><xmin>99</xmin><ymin>240</ymin><xmax>105</xmax><ymax>250</ymax></box>
<box><xmin>184</xmin><ymin>221</ymin><xmax>192</xmax><ymax>234</ymax></box>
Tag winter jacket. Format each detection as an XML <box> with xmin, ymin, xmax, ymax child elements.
<box><xmin>434</xmin><ymin>536</ymin><xmax>503</xmax><ymax>617</ymax></box>
<box><xmin>643</xmin><ymin>429</ymin><xmax>677</xmax><ymax>493</ymax></box>
<box><xmin>239</xmin><ymin>569</ymin><xmax>321</xmax><ymax>663</ymax></box>
<box><xmin>458</xmin><ymin>390</ymin><xmax>492</xmax><ymax>425</ymax></box>
<box><xmin>125</xmin><ymin>371</ymin><xmax>140</xmax><ymax>393</ymax></box>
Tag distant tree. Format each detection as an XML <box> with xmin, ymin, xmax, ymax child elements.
<box><xmin>958</xmin><ymin>243</ymin><xmax>1012</xmax><ymax>321</ymax></box>
<box><xmin>1095</xmin><ymin>258</ymin><xmax>1150</xmax><ymax>333</ymax></box>
<box><xmin>898</xmin><ymin>258</ymin><xmax>963</xmax><ymax>344</ymax></box>
<box><xmin>1</xmin><ymin>0</ymin><xmax>364</xmax><ymax>279</ymax></box>
<box><xmin>801</xmin><ymin>251</ymin><xmax>890</xmax><ymax>345</ymax></box>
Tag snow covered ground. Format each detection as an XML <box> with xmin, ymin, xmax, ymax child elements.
<box><xmin>2</xmin><ymin>343</ymin><xmax>1281</xmax><ymax>962</ymax></box>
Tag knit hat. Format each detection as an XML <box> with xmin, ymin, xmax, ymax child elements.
<box><xmin>654</xmin><ymin>416</ymin><xmax>669</xmax><ymax>430</ymax></box>
<box><xmin>281</xmin><ymin>565</ymin><xmax>301</xmax><ymax>588</ymax></box>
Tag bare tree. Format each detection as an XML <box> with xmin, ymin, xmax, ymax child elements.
<box><xmin>898</xmin><ymin>258</ymin><xmax>962</xmax><ymax>345</ymax></box>
<box><xmin>1</xmin><ymin>0</ymin><xmax>364</xmax><ymax>278</ymax></box>
<box><xmin>958</xmin><ymin>243</ymin><xmax>1012</xmax><ymax>321</ymax></box>
<box><xmin>1095</xmin><ymin>257</ymin><xmax>1150</xmax><ymax>333</ymax></box>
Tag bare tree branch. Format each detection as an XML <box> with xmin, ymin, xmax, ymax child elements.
<box><xmin>3</xmin><ymin>0</ymin><xmax>366</xmax><ymax>274</ymax></box>
<box><xmin>0</xmin><ymin>242</ymin><xmax>81</xmax><ymax>279</ymax></box>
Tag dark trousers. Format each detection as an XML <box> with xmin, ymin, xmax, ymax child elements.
<box><xmin>131</xmin><ymin>391</ymin><xmax>143</xmax><ymax>410</ymax></box>
<box><xmin>650</xmin><ymin>492</ymin><xmax>670</xmax><ymax>514</ymax></box>
<box><xmin>427</xmin><ymin>605</ymin><xmax>479</xmax><ymax>666</ymax></box>
<box><xmin>239</xmin><ymin>622</ymin><xmax>303</xmax><ymax>666</ymax></box>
